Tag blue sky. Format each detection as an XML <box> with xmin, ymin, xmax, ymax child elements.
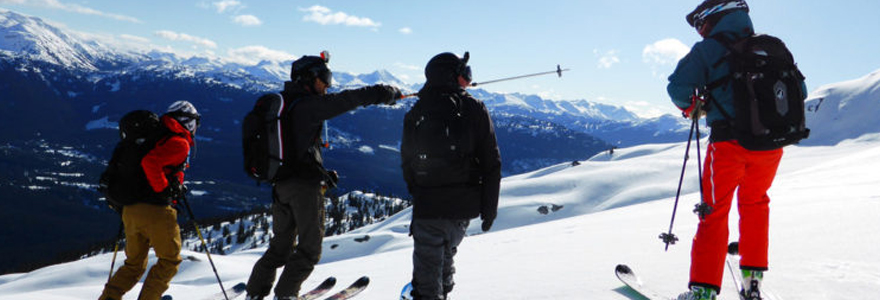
<box><xmin>2</xmin><ymin>0</ymin><xmax>878</xmax><ymax>117</ymax></box>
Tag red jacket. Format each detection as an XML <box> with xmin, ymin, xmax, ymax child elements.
<box><xmin>141</xmin><ymin>115</ymin><xmax>194</xmax><ymax>193</ymax></box>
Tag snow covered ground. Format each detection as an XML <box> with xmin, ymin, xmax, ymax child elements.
<box><xmin>1</xmin><ymin>131</ymin><xmax>878</xmax><ymax>299</ymax></box>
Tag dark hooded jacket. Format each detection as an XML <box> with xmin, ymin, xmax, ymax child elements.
<box><xmin>274</xmin><ymin>81</ymin><xmax>393</xmax><ymax>183</ymax></box>
<box><xmin>401</xmin><ymin>81</ymin><xmax>502</xmax><ymax>220</ymax></box>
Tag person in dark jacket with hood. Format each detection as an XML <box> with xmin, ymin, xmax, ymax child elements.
<box><xmin>668</xmin><ymin>1</ymin><xmax>795</xmax><ymax>299</ymax></box>
<box><xmin>400</xmin><ymin>52</ymin><xmax>501</xmax><ymax>300</ymax></box>
<box><xmin>244</xmin><ymin>51</ymin><xmax>401</xmax><ymax>300</ymax></box>
<box><xmin>99</xmin><ymin>101</ymin><xmax>199</xmax><ymax>300</ymax></box>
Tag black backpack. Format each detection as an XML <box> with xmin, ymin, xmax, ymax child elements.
<box><xmin>406</xmin><ymin>94</ymin><xmax>477</xmax><ymax>187</ymax></box>
<box><xmin>242</xmin><ymin>93</ymin><xmax>299</xmax><ymax>183</ymax></box>
<box><xmin>708</xmin><ymin>34</ymin><xmax>810</xmax><ymax>150</ymax></box>
<box><xmin>98</xmin><ymin>110</ymin><xmax>173</xmax><ymax>211</ymax></box>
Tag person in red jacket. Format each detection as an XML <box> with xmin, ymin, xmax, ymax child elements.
<box><xmin>99</xmin><ymin>101</ymin><xmax>199</xmax><ymax>300</ymax></box>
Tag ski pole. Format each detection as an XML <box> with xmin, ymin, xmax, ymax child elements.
<box><xmin>691</xmin><ymin>91</ymin><xmax>712</xmax><ymax>220</ymax></box>
<box><xmin>107</xmin><ymin>221</ymin><xmax>124</xmax><ymax>282</ymax></box>
<box><xmin>470</xmin><ymin>64</ymin><xmax>569</xmax><ymax>87</ymax></box>
<box><xmin>659</xmin><ymin>116</ymin><xmax>697</xmax><ymax>251</ymax></box>
<box><xmin>396</xmin><ymin>65</ymin><xmax>570</xmax><ymax>99</ymax></box>
<box><xmin>181</xmin><ymin>195</ymin><xmax>230</xmax><ymax>300</ymax></box>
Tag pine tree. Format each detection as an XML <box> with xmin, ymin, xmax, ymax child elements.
<box><xmin>236</xmin><ymin>221</ymin><xmax>247</xmax><ymax>244</ymax></box>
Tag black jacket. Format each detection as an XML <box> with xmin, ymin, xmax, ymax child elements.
<box><xmin>401</xmin><ymin>85</ymin><xmax>502</xmax><ymax>220</ymax></box>
<box><xmin>275</xmin><ymin>81</ymin><xmax>392</xmax><ymax>183</ymax></box>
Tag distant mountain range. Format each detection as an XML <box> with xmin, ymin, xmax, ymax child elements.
<box><xmin>0</xmin><ymin>9</ymin><xmax>693</xmax><ymax>274</ymax></box>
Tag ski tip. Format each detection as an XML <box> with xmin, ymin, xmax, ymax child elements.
<box><xmin>728</xmin><ymin>241</ymin><xmax>740</xmax><ymax>255</ymax></box>
<box><xmin>325</xmin><ymin>276</ymin><xmax>338</xmax><ymax>285</ymax></box>
<box><xmin>615</xmin><ymin>264</ymin><xmax>632</xmax><ymax>274</ymax></box>
<box><xmin>356</xmin><ymin>276</ymin><xmax>370</xmax><ymax>285</ymax></box>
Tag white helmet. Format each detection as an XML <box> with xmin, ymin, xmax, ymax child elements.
<box><xmin>167</xmin><ymin>100</ymin><xmax>200</xmax><ymax>132</ymax></box>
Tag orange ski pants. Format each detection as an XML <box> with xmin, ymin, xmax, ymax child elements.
<box><xmin>689</xmin><ymin>140</ymin><xmax>782</xmax><ymax>290</ymax></box>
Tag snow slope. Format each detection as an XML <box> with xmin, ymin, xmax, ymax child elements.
<box><xmin>1</xmin><ymin>131</ymin><xmax>878</xmax><ymax>299</ymax></box>
<box><xmin>802</xmin><ymin>69</ymin><xmax>880</xmax><ymax>146</ymax></box>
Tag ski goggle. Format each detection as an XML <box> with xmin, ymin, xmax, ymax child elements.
<box><xmin>170</xmin><ymin>111</ymin><xmax>201</xmax><ymax>130</ymax></box>
<box><xmin>688</xmin><ymin>0</ymin><xmax>749</xmax><ymax>28</ymax></box>
<box><xmin>314</xmin><ymin>66</ymin><xmax>333</xmax><ymax>87</ymax></box>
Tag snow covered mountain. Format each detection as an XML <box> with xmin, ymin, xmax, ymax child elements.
<box><xmin>0</xmin><ymin>9</ymin><xmax>680</xmax><ymax>139</ymax></box>
<box><xmin>0</xmin><ymin>8</ymin><xmax>145</xmax><ymax>70</ymax></box>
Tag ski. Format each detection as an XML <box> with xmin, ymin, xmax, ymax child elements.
<box><xmin>199</xmin><ymin>282</ymin><xmax>246</xmax><ymax>300</ymax></box>
<box><xmin>614</xmin><ymin>264</ymin><xmax>675</xmax><ymax>300</ymax></box>
<box><xmin>727</xmin><ymin>242</ymin><xmax>782</xmax><ymax>300</ymax></box>
<box><xmin>322</xmin><ymin>276</ymin><xmax>370</xmax><ymax>300</ymax></box>
<box><xmin>299</xmin><ymin>276</ymin><xmax>337</xmax><ymax>300</ymax></box>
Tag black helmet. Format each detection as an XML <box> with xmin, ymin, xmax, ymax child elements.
<box><xmin>424</xmin><ymin>51</ymin><xmax>471</xmax><ymax>86</ymax></box>
<box><xmin>291</xmin><ymin>50</ymin><xmax>332</xmax><ymax>87</ymax></box>
<box><xmin>687</xmin><ymin>0</ymin><xmax>749</xmax><ymax>29</ymax></box>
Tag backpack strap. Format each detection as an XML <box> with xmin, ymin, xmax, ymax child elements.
<box><xmin>703</xmin><ymin>34</ymin><xmax>751</xmax><ymax>123</ymax></box>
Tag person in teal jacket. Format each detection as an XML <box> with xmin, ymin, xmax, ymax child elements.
<box><xmin>667</xmin><ymin>4</ymin><xmax>753</xmax><ymax>123</ymax></box>
<box><xmin>668</xmin><ymin>1</ymin><xmax>794</xmax><ymax>300</ymax></box>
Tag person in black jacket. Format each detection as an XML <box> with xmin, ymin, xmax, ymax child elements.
<box><xmin>244</xmin><ymin>52</ymin><xmax>401</xmax><ymax>300</ymax></box>
<box><xmin>400</xmin><ymin>52</ymin><xmax>502</xmax><ymax>300</ymax></box>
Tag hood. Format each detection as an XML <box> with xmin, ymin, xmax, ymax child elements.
<box><xmin>161</xmin><ymin>115</ymin><xmax>194</xmax><ymax>144</ymax></box>
<box><xmin>709</xmin><ymin>10</ymin><xmax>754</xmax><ymax>40</ymax></box>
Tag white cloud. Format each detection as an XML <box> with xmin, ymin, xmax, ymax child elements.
<box><xmin>643</xmin><ymin>38</ymin><xmax>690</xmax><ymax>66</ymax></box>
<box><xmin>0</xmin><ymin>0</ymin><xmax>140</xmax><ymax>22</ymax></box>
<box><xmin>399</xmin><ymin>27</ymin><xmax>413</xmax><ymax>34</ymax></box>
<box><xmin>643</xmin><ymin>38</ymin><xmax>690</xmax><ymax>78</ymax></box>
<box><xmin>226</xmin><ymin>45</ymin><xmax>294</xmax><ymax>65</ymax></box>
<box><xmin>623</xmin><ymin>100</ymin><xmax>675</xmax><ymax>119</ymax></box>
<box><xmin>537</xmin><ymin>89</ymin><xmax>563</xmax><ymax>100</ymax></box>
<box><xmin>299</xmin><ymin>5</ymin><xmax>381</xmax><ymax>28</ymax></box>
<box><xmin>394</xmin><ymin>62</ymin><xmax>420</xmax><ymax>71</ymax></box>
<box><xmin>594</xmin><ymin>49</ymin><xmax>620</xmax><ymax>69</ymax></box>
<box><xmin>119</xmin><ymin>34</ymin><xmax>150</xmax><ymax>44</ymax></box>
<box><xmin>212</xmin><ymin>0</ymin><xmax>242</xmax><ymax>13</ymax></box>
<box><xmin>154</xmin><ymin>30</ymin><xmax>218</xmax><ymax>49</ymax></box>
<box><xmin>233</xmin><ymin>14</ymin><xmax>262</xmax><ymax>26</ymax></box>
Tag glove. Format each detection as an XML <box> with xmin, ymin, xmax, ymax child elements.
<box><xmin>160</xmin><ymin>180</ymin><xmax>186</xmax><ymax>201</ymax></box>
<box><xmin>481</xmin><ymin>217</ymin><xmax>494</xmax><ymax>232</ymax></box>
<box><xmin>373</xmin><ymin>84</ymin><xmax>402</xmax><ymax>105</ymax></box>
<box><xmin>682</xmin><ymin>93</ymin><xmax>707</xmax><ymax>121</ymax></box>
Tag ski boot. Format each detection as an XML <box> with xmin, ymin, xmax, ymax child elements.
<box><xmin>676</xmin><ymin>285</ymin><xmax>717</xmax><ymax>300</ymax></box>
<box><xmin>740</xmin><ymin>269</ymin><xmax>764</xmax><ymax>300</ymax></box>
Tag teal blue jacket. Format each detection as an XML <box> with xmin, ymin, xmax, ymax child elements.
<box><xmin>667</xmin><ymin>10</ymin><xmax>754</xmax><ymax>125</ymax></box>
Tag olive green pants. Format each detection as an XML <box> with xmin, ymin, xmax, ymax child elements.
<box><xmin>99</xmin><ymin>203</ymin><xmax>181</xmax><ymax>300</ymax></box>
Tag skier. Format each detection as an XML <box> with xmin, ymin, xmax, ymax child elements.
<box><xmin>668</xmin><ymin>1</ymin><xmax>787</xmax><ymax>299</ymax></box>
<box><xmin>243</xmin><ymin>52</ymin><xmax>401</xmax><ymax>300</ymax></box>
<box><xmin>400</xmin><ymin>52</ymin><xmax>502</xmax><ymax>300</ymax></box>
<box><xmin>99</xmin><ymin>101</ymin><xmax>200</xmax><ymax>300</ymax></box>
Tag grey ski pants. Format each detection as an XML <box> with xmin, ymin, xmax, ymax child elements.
<box><xmin>246</xmin><ymin>178</ymin><xmax>325</xmax><ymax>298</ymax></box>
<box><xmin>411</xmin><ymin>218</ymin><xmax>469</xmax><ymax>299</ymax></box>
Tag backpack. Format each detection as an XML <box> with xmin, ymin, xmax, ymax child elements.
<box><xmin>98</xmin><ymin>110</ymin><xmax>173</xmax><ymax>211</ymax></box>
<box><xmin>242</xmin><ymin>93</ymin><xmax>299</xmax><ymax>183</ymax></box>
<box><xmin>708</xmin><ymin>34</ymin><xmax>810</xmax><ymax>151</ymax></box>
<box><xmin>406</xmin><ymin>94</ymin><xmax>477</xmax><ymax>187</ymax></box>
